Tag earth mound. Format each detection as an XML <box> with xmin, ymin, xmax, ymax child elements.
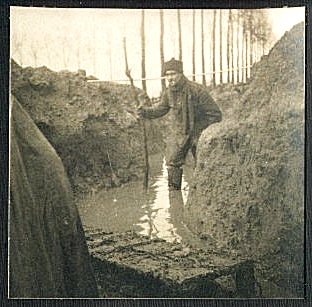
<box><xmin>11</xmin><ymin>62</ymin><xmax>163</xmax><ymax>195</ymax></box>
<box><xmin>184</xmin><ymin>22</ymin><xmax>304</xmax><ymax>297</ymax></box>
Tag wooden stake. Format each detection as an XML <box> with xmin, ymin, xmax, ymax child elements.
<box><xmin>123</xmin><ymin>37</ymin><xmax>149</xmax><ymax>191</ymax></box>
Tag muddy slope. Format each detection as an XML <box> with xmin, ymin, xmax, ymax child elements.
<box><xmin>185</xmin><ymin>23</ymin><xmax>304</xmax><ymax>297</ymax></box>
<box><xmin>11</xmin><ymin>62</ymin><xmax>163</xmax><ymax>195</ymax></box>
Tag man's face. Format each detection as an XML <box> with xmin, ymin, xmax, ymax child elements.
<box><xmin>165</xmin><ymin>70</ymin><xmax>182</xmax><ymax>87</ymax></box>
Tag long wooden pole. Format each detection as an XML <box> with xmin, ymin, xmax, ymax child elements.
<box><xmin>123</xmin><ymin>37</ymin><xmax>149</xmax><ymax>191</ymax></box>
<box><xmin>141</xmin><ymin>9</ymin><xmax>147</xmax><ymax>92</ymax></box>
<box><xmin>160</xmin><ymin>9</ymin><xmax>166</xmax><ymax>92</ymax></box>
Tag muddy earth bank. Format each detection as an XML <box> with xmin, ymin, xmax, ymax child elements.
<box><xmin>185</xmin><ymin>23</ymin><xmax>304</xmax><ymax>297</ymax></box>
<box><xmin>11</xmin><ymin>61</ymin><xmax>164</xmax><ymax>195</ymax></box>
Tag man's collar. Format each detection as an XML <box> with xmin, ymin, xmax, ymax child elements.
<box><xmin>169</xmin><ymin>75</ymin><xmax>187</xmax><ymax>92</ymax></box>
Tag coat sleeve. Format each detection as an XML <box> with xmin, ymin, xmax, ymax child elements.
<box><xmin>193</xmin><ymin>87</ymin><xmax>222</xmax><ymax>135</ymax></box>
<box><xmin>141</xmin><ymin>91</ymin><xmax>170</xmax><ymax>119</ymax></box>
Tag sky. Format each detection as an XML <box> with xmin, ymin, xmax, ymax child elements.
<box><xmin>267</xmin><ymin>7</ymin><xmax>305</xmax><ymax>39</ymax></box>
<box><xmin>10</xmin><ymin>6</ymin><xmax>305</xmax><ymax>97</ymax></box>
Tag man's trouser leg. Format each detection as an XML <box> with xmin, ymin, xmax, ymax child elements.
<box><xmin>168</xmin><ymin>167</ymin><xmax>183</xmax><ymax>190</ymax></box>
<box><xmin>166</xmin><ymin>135</ymin><xmax>192</xmax><ymax>190</ymax></box>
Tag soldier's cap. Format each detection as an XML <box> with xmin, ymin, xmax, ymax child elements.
<box><xmin>162</xmin><ymin>58</ymin><xmax>183</xmax><ymax>76</ymax></box>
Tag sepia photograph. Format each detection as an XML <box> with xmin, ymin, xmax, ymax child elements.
<box><xmin>9</xmin><ymin>5</ymin><xmax>305</xmax><ymax>299</ymax></box>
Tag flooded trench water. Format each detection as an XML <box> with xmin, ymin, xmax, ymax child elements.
<box><xmin>78</xmin><ymin>154</ymin><xmax>206</xmax><ymax>247</ymax></box>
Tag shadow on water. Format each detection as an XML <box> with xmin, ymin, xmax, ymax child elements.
<box><xmin>78</xmin><ymin>154</ymin><xmax>207</xmax><ymax>248</ymax></box>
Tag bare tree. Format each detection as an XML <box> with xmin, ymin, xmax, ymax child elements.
<box><xmin>236</xmin><ymin>10</ymin><xmax>240</xmax><ymax>83</ymax></box>
<box><xmin>177</xmin><ymin>9</ymin><xmax>182</xmax><ymax>62</ymax></box>
<box><xmin>212</xmin><ymin>9</ymin><xmax>217</xmax><ymax>86</ymax></box>
<box><xmin>141</xmin><ymin>9</ymin><xmax>147</xmax><ymax>92</ymax></box>
<box><xmin>30</xmin><ymin>40</ymin><xmax>38</xmax><ymax>67</ymax></box>
<box><xmin>246</xmin><ymin>10</ymin><xmax>271</xmax><ymax>66</ymax></box>
<box><xmin>43</xmin><ymin>37</ymin><xmax>52</xmax><ymax>67</ymax></box>
<box><xmin>246</xmin><ymin>10</ymin><xmax>254</xmax><ymax>78</ymax></box>
<box><xmin>11</xmin><ymin>34</ymin><xmax>24</xmax><ymax>66</ymax></box>
<box><xmin>245</xmin><ymin>19</ymin><xmax>249</xmax><ymax>81</ymax></box>
<box><xmin>62</xmin><ymin>37</ymin><xmax>71</xmax><ymax>68</ymax></box>
<box><xmin>249</xmin><ymin>12</ymin><xmax>254</xmax><ymax>74</ymax></box>
<box><xmin>226</xmin><ymin>10</ymin><xmax>231</xmax><ymax>83</ymax></box>
<box><xmin>241</xmin><ymin>11</ymin><xmax>248</xmax><ymax>82</ymax></box>
<box><xmin>237</xmin><ymin>10</ymin><xmax>273</xmax><ymax>81</ymax></box>
<box><xmin>192</xmin><ymin>9</ymin><xmax>196</xmax><ymax>81</ymax></box>
<box><xmin>253</xmin><ymin>14</ymin><xmax>261</xmax><ymax>62</ymax></box>
<box><xmin>91</xmin><ymin>32</ymin><xmax>97</xmax><ymax>76</ymax></box>
<box><xmin>108</xmin><ymin>36</ymin><xmax>113</xmax><ymax>80</ymax></box>
<box><xmin>75</xmin><ymin>40</ymin><xmax>81</xmax><ymax>70</ymax></box>
<box><xmin>219</xmin><ymin>10</ymin><xmax>223</xmax><ymax>84</ymax></box>
<box><xmin>230</xmin><ymin>10</ymin><xmax>235</xmax><ymax>83</ymax></box>
<box><xmin>201</xmin><ymin>9</ymin><xmax>206</xmax><ymax>86</ymax></box>
<box><xmin>160</xmin><ymin>9</ymin><xmax>166</xmax><ymax>91</ymax></box>
<box><xmin>255</xmin><ymin>10</ymin><xmax>272</xmax><ymax>57</ymax></box>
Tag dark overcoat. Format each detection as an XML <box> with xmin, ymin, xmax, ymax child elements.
<box><xmin>141</xmin><ymin>76</ymin><xmax>222</xmax><ymax>166</ymax></box>
<box><xmin>10</xmin><ymin>96</ymin><xmax>99</xmax><ymax>298</ymax></box>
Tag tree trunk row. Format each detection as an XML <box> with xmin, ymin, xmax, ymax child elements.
<box><xmin>139</xmin><ymin>9</ymin><xmax>271</xmax><ymax>93</ymax></box>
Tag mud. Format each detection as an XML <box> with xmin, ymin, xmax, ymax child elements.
<box><xmin>85</xmin><ymin>228</ymin><xmax>257</xmax><ymax>298</ymax></box>
<box><xmin>184</xmin><ymin>23</ymin><xmax>304</xmax><ymax>297</ymax></box>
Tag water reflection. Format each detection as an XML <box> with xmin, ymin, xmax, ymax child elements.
<box><xmin>136</xmin><ymin>158</ymin><xmax>187</xmax><ymax>242</ymax></box>
<box><xmin>78</xmin><ymin>154</ymin><xmax>199</xmax><ymax>245</ymax></box>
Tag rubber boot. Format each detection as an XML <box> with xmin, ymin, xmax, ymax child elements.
<box><xmin>168</xmin><ymin>167</ymin><xmax>183</xmax><ymax>190</ymax></box>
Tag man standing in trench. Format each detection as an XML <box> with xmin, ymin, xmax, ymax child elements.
<box><xmin>138</xmin><ymin>58</ymin><xmax>222</xmax><ymax>190</ymax></box>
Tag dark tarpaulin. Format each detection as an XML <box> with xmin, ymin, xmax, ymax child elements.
<box><xmin>9</xmin><ymin>95</ymin><xmax>99</xmax><ymax>298</ymax></box>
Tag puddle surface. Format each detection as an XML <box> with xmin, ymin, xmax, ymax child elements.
<box><xmin>78</xmin><ymin>154</ymin><xmax>204</xmax><ymax>246</ymax></box>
